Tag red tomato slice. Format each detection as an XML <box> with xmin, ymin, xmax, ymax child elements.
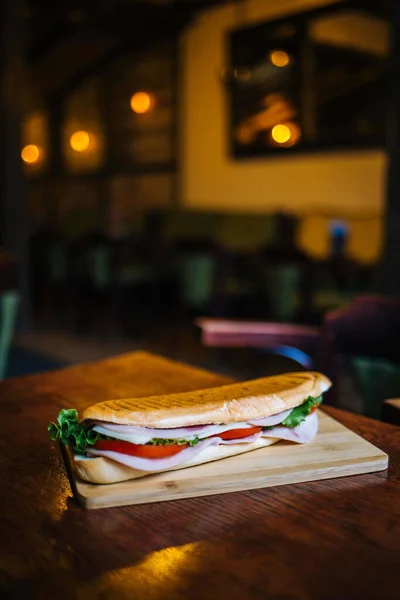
<box><xmin>94</xmin><ymin>440</ymin><xmax>188</xmax><ymax>458</ymax></box>
<box><xmin>211</xmin><ymin>426</ymin><xmax>262</xmax><ymax>441</ymax></box>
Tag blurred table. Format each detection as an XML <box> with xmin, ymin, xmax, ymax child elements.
<box><xmin>1</xmin><ymin>351</ymin><xmax>400</xmax><ymax>600</ymax></box>
<box><xmin>197</xmin><ymin>318</ymin><xmax>320</xmax><ymax>351</ymax></box>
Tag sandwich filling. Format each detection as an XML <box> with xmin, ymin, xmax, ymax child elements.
<box><xmin>48</xmin><ymin>395</ymin><xmax>322</xmax><ymax>472</ymax></box>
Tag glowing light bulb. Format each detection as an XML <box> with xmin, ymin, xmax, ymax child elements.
<box><xmin>130</xmin><ymin>92</ymin><xmax>153</xmax><ymax>114</ymax></box>
<box><xmin>272</xmin><ymin>124</ymin><xmax>292</xmax><ymax>144</ymax></box>
<box><xmin>270</xmin><ymin>50</ymin><xmax>290</xmax><ymax>68</ymax></box>
<box><xmin>70</xmin><ymin>130</ymin><xmax>91</xmax><ymax>152</ymax></box>
<box><xmin>21</xmin><ymin>144</ymin><xmax>40</xmax><ymax>164</ymax></box>
<box><xmin>271</xmin><ymin>122</ymin><xmax>301</xmax><ymax>148</ymax></box>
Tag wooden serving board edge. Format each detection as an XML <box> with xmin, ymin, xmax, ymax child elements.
<box><xmin>75</xmin><ymin>455</ymin><xmax>388</xmax><ymax>509</ymax></box>
<box><xmin>64</xmin><ymin>412</ymin><xmax>389</xmax><ymax>509</ymax></box>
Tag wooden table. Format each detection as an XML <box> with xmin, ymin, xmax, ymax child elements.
<box><xmin>2</xmin><ymin>351</ymin><xmax>400</xmax><ymax>600</ymax></box>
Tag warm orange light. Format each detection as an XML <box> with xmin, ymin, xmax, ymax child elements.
<box><xmin>271</xmin><ymin>122</ymin><xmax>301</xmax><ymax>147</ymax></box>
<box><xmin>70</xmin><ymin>130</ymin><xmax>91</xmax><ymax>152</ymax></box>
<box><xmin>130</xmin><ymin>92</ymin><xmax>153</xmax><ymax>114</ymax></box>
<box><xmin>272</xmin><ymin>123</ymin><xmax>292</xmax><ymax>144</ymax></box>
<box><xmin>270</xmin><ymin>50</ymin><xmax>290</xmax><ymax>68</ymax></box>
<box><xmin>21</xmin><ymin>144</ymin><xmax>40</xmax><ymax>164</ymax></box>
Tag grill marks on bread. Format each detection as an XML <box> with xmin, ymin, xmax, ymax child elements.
<box><xmin>81</xmin><ymin>372</ymin><xmax>331</xmax><ymax>428</ymax></box>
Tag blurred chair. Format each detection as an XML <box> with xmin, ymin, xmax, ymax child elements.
<box><xmin>70</xmin><ymin>234</ymin><xmax>117</xmax><ymax>334</ymax></box>
<box><xmin>0</xmin><ymin>290</ymin><xmax>20</xmax><ymax>379</ymax></box>
<box><xmin>265</xmin><ymin>263</ymin><xmax>301</xmax><ymax>322</ymax></box>
<box><xmin>197</xmin><ymin>294</ymin><xmax>400</xmax><ymax>417</ymax></box>
<box><xmin>135</xmin><ymin>211</ymin><xmax>222</xmax><ymax>318</ymax></box>
<box><xmin>209</xmin><ymin>249</ymin><xmax>268</xmax><ymax>319</ymax></box>
<box><xmin>31</xmin><ymin>233</ymin><xmax>70</xmax><ymax>324</ymax></box>
<box><xmin>84</xmin><ymin>243</ymin><xmax>112</xmax><ymax>291</ymax></box>
<box><xmin>203</xmin><ymin>214</ymin><xmax>276</xmax><ymax>319</ymax></box>
<box><xmin>216</xmin><ymin>214</ymin><xmax>275</xmax><ymax>252</ymax></box>
<box><xmin>120</xmin><ymin>211</ymin><xmax>147</xmax><ymax>242</ymax></box>
<box><xmin>179</xmin><ymin>253</ymin><xmax>216</xmax><ymax>312</ymax></box>
<box><xmin>260</xmin><ymin>215</ymin><xmax>314</xmax><ymax>322</ymax></box>
<box><xmin>322</xmin><ymin>295</ymin><xmax>400</xmax><ymax>418</ymax></box>
<box><xmin>48</xmin><ymin>239</ymin><xmax>69</xmax><ymax>286</ymax></box>
<box><xmin>163</xmin><ymin>210</ymin><xmax>221</xmax><ymax>247</ymax></box>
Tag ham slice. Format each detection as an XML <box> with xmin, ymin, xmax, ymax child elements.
<box><xmin>87</xmin><ymin>413</ymin><xmax>319</xmax><ymax>471</ymax></box>
<box><xmin>261</xmin><ymin>411</ymin><xmax>318</xmax><ymax>443</ymax></box>
<box><xmin>218</xmin><ymin>413</ymin><xmax>318</xmax><ymax>445</ymax></box>
<box><xmin>87</xmin><ymin>437</ymin><xmax>220</xmax><ymax>472</ymax></box>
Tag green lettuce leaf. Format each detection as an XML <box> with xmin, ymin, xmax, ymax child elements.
<box><xmin>280</xmin><ymin>395</ymin><xmax>323</xmax><ymax>428</ymax></box>
<box><xmin>148</xmin><ymin>437</ymin><xmax>200</xmax><ymax>447</ymax></box>
<box><xmin>48</xmin><ymin>409</ymin><xmax>201</xmax><ymax>453</ymax></box>
<box><xmin>48</xmin><ymin>408</ymin><xmax>103</xmax><ymax>454</ymax></box>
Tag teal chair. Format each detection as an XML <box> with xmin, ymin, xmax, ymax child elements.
<box><xmin>164</xmin><ymin>211</ymin><xmax>221</xmax><ymax>245</ymax></box>
<box><xmin>179</xmin><ymin>254</ymin><xmax>216</xmax><ymax>311</ymax></box>
<box><xmin>323</xmin><ymin>295</ymin><xmax>400</xmax><ymax>418</ymax></box>
<box><xmin>351</xmin><ymin>356</ymin><xmax>400</xmax><ymax>420</ymax></box>
<box><xmin>266</xmin><ymin>263</ymin><xmax>301</xmax><ymax>322</ymax></box>
<box><xmin>0</xmin><ymin>291</ymin><xmax>20</xmax><ymax>379</ymax></box>
<box><xmin>84</xmin><ymin>245</ymin><xmax>112</xmax><ymax>291</ymax></box>
<box><xmin>47</xmin><ymin>241</ymin><xmax>69</xmax><ymax>285</ymax></box>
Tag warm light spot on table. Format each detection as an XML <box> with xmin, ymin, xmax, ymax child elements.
<box><xmin>21</xmin><ymin>144</ymin><xmax>40</xmax><ymax>164</ymax></box>
<box><xmin>105</xmin><ymin>544</ymin><xmax>199</xmax><ymax>595</ymax></box>
<box><xmin>270</xmin><ymin>50</ymin><xmax>290</xmax><ymax>68</ymax></box>
<box><xmin>70</xmin><ymin>130</ymin><xmax>91</xmax><ymax>152</ymax></box>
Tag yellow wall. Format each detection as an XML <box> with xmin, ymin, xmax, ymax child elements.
<box><xmin>180</xmin><ymin>0</ymin><xmax>386</xmax><ymax>261</ymax></box>
<box><xmin>296</xmin><ymin>216</ymin><xmax>383</xmax><ymax>263</ymax></box>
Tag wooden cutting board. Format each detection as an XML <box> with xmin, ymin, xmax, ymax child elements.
<box><xmin>65</xmin><ymin>410</ymin><xmax>388</xmax><ymax>509</ymax></box>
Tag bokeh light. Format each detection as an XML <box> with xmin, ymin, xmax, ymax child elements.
<box><xmin>70</xmin><ymin>130</ymin><xmax>91</xmax><ymax>152</ymax></box>
<box><xmin>271</xmin><ymin>122</ymin><xmax>301</xmax><ymax>147</ymax></box>
<box><xmin>269</xmin><ymin>50</ymin><xmax>290</xmax><ymax>68</ymax></box>
<box><xmin>21</xmin><ymin>144</ymin><xmax>40</xmax><ymax>164</ymax></box>
<box><xmin>272</xmin><ymin>124</ymin><xmax>292</xmax><ymax>144</ymax></box>
<box><xmin>130</xmin><ymin>92</ymin><xmax>153</xmax><ymax>114</ymax></box>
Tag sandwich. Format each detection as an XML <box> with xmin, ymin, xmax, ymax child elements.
<box><xmin>48</xmin><ymin>371</ymin><xmax>331</xmax><ymax>484</ymax></box>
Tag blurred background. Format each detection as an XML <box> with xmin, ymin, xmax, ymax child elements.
<box><xmin>1</xmin><ymin>0</ymin><xmax>399</xmax><ymax>419</ymax></box>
